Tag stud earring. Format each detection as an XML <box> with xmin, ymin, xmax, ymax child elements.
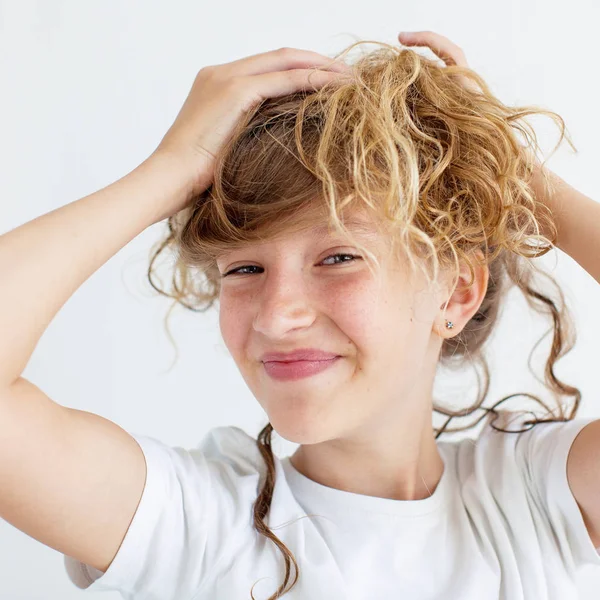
<box><xmin>445</xmin><ymin>320</ymin><xmax>454</xmax><ymax>329</ymax></box>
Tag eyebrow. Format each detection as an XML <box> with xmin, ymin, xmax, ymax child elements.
<box><xmin>217</xmin><ymin>220</ymin><xmax>380</xmax><ymax>264</ymax></box>
<box><xmin>309</xmin><ymin>220</ymin><xmax>380</xmax><ymax>237</ymax></box>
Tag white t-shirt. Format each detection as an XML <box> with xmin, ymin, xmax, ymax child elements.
<box><xmin>64</xmin><ymin>410</ymin><xmax>600</xmax><ymax>600</ymax></box>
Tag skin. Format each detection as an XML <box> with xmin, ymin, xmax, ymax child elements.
<box><xmin>216</xmin><ymin>210</ymin><xmax>489</xmax><ymax>501</ymax></box>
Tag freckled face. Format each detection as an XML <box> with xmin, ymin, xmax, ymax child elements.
<box><xmin>216</xmin><ymin>220</ymin><xmax>440</xmax><ymax>445</ymax></box>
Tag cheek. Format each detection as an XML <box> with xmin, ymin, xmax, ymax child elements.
<box><xmin>352</xmin><ymin>293</ymin><xmax>420</xmax><ymax>366</ymax></box>
<box><xmin>218</xmin><ymin>295</ymin><xmax>248</xmax><ymax>355</ymax></box>
<box><xmin>328</xmin><ymin>283</ymin><xmax>389</xmax><ymax>352</ymax></box>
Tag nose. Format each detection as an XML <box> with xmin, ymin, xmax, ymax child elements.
<box><xmin>252</xmin><ymin>271</ymin><xmax>317</xmax><ymax>338</ymax></box>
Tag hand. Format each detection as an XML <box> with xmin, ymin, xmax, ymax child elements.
<box><xmin>398</xmin><ymin>31</ymin><xmax>480</xmax><ymax>93</ymax></box>
<box><xmin>150</xmin><ymin>48</ymin><xmax>350</xmax><ymax>219</ymax></box>
<box><xmin>396</xmin><ymin>32</ymin><xmax>574</xmax><ymax>251</ymax></box>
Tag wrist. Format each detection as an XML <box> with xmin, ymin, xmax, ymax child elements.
<box><xmin>134</xmin><ymin>152</ymin><xmax>206</xmax><ymax>225</ymax></box>
<box><xmin>149</xmin><ymin>148</ymin><xmax>213</xmax><ymax>196</ymax></box>
<box><xmin>528</xmin><ymin>161</ymin><xmax>565</xmax><ymax>248</ymax></box>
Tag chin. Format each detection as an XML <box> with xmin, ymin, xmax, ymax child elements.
<box><xmin>267</xmin><ymin>410</ymin><xmax>336</xmax><ymax>445</ymax></box>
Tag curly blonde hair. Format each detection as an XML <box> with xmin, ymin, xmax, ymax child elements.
<box><xmin>147</xmin><ymin>40</ymin><xmax>580</xmax><ymax>599</ymax></box>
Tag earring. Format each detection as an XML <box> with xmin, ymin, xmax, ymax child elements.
<box><xmin>445</xmin><ymin>320</ymin><xmax>454</xmax><ymax>329</ymax></box>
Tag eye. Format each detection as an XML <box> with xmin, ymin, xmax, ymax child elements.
<box><xmin>220</xmin><ymin>253</ymin><xmax>362</xmax><ymax>277</ymax></box>
<box><xmin>320</xmin><ymin>253</ymin><xmax>362</xmax><ymax>266</ymax></box>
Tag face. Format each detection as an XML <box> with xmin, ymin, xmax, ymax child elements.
<box><xmin>216</xmin><ymin>212</ymin><xmax>451</xmax><ymax>445</ymax></box>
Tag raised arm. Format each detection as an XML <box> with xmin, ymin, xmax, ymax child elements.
<box><xmin>0</xmin><ymin>153</ymin><xmax>194</xmax><ymax>389</ymax></box>
<box><xmin>398</xmin><ymin>29</ymin><xmax>600</xmax><ymax>285</ymax></box>
<box><xmin>0</xmin><ymin>47</ymin><xmax>349</xmax><ymax>579</ymax></box>
<box><xmin>529</xmin><ymin>164</ymin><xmax>600</xmax><ymax>285</ymax></box>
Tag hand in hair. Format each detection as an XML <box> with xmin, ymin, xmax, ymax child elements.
<box><xmin>150</xmin><ymin>47</ymin><xmax>350</xmax><ymax>221</ymax></box>
<box><xmin>398</xmin><ymin>30</ymin><xmax>481</xmax><ymax>93</ymax></box>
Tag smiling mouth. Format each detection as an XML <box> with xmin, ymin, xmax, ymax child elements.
<box><xmin>262</xmin><ymin>356</ymin><xmax>342</xmax><ymax>381</ymax></box>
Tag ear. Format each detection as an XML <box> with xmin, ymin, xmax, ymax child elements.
<box><xmin>434</xmin><ymin>250</ymin><xmax>489</xmax><ymax>338</ymax></box>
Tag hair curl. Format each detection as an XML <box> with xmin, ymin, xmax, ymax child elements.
<box><xmin>147</xmin><ymin>40</ymin><xmax>580</xmax><ymax>599</ymax></box>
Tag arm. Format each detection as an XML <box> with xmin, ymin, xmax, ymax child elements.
<box><xmin>530</xmin><ymin>163</ymin><xmax>600</xmax><ymax>286</ymax></box>
<box><xmin>0</xmin><ymin>47</ymin><xmax>349</xmax><ymax>581</ymax></box>
<box><xmin>397</xmin><ymin>27</ymin><xmax>600</xmax><ymax>556</ymax></box>
<box><xmin>551</xmin><ymin>176</ymin><xmax>600</xmax><ymax>549</ymax></box>
<box><xmin>0</xmin><ymin>152</ymin><xmax>194</xmax><ymax>390</ymax></box>
<box><xmin>531</xmin><ymin>164</ymin><xmax>600</xmax><ymax>548</ymax></box>
<box><xmin>0</xmin><ymin>153</ymin><xmax>194</xmax><ymax>573</ymax></box>
<box><xmin>396</xmin><ymin>30</ymin><xmax>600</xmax><ymax>285</ymax></box>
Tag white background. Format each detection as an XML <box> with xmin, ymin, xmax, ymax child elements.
<box><xmin>1</xmin><ymin>0</ymin><xmax>599</xmax><ymax>597</ymax></box>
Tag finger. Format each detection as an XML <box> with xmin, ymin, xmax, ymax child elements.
<box><xmin>220</xmin><ymin>47</ymin><xmax>351</xmax><ymax>77</ymax></box>
<box><xmin>249</xmin><ymin>68</ymin><xmax>351</xmax><ymax>102</ymax></box>
<box><xmin>398</xmin><ymin>31</ymin><xmax>480</xmax><ymax>94</ymax></box>
<box><xmin>398</xmin><ymin>31</ymin><xmax>468</xmax><ymax>67</ymax></box>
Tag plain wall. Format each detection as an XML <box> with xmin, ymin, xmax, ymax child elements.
<box><xmin>1</xmin><ymin>0</ymin><xmax>599</xmax><ymax>597</ymax></box>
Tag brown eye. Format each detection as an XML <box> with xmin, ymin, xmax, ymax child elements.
<box><xmin>320</xmin><ymin>253</ymin><xmax>362</xmax><ymax>266</ymax></box>
<box><xmin>221</xmin><ymin>253</ymin><xmax>362</xmax><ymax>278</ymax></box>
<box><xmin>221</xmin><ymin>265</ymin><xmax>262</xmax><ymax>277</ymax></box>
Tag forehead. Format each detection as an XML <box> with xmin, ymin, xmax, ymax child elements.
<box><xmin>307</xmin><ymin>218</ymin><xmax>382</xmax><ymax>238</ymax></box>
<box><xmin>215</xmin><ymin>214</ymin><xmax>388</xmax><ymax>262</ymax></box>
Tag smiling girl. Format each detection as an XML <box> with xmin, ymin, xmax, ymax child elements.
<box><xmin>1</xmin><ymin>31</ymin><xmax>600</xmax><ymax>600</ymax></box>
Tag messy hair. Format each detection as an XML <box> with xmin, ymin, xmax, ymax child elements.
<box><xmin>147</xmin><ymin>40</ymin><xmax>580</xmax><ymax>599</ymax></box>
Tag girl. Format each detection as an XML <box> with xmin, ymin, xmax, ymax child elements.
<box><xmin>1</xmin><ymin>31</ymin><xmax>599</xmax><ymax>600</ymax></box>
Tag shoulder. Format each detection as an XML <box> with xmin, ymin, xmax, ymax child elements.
<box><xmin>563</xmin><ymin>418</ymin><xmax>600</xmax><ymax>548</ymax></box>
<box><xmin>444</xmin><ymin>409</ymin><xmax>598</xmax><ymax>510</ymax></box>
<box><xmin>447</xmin><ymin>409</ymin><xmax>600</xmax><ymax>568</ymax></box>
<box><xmin>450</xmin><ymin>409</ymin><xmax>598</xmax><ymax>470</ymax></box>
<box><xmin>129</xmin><ymin>425</ymin><xmax>267</xmax><ymax>491</ymax></box>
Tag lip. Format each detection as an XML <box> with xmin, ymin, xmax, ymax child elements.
<box><xmin>263</xmin><ymin>356</ymin><xmax>341</xmax><ymax>381</ymax></box>
<box><xmin>261</xmin><ymin>348</ymin><xmax>340</xmax><ymax>362</ymax></box>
